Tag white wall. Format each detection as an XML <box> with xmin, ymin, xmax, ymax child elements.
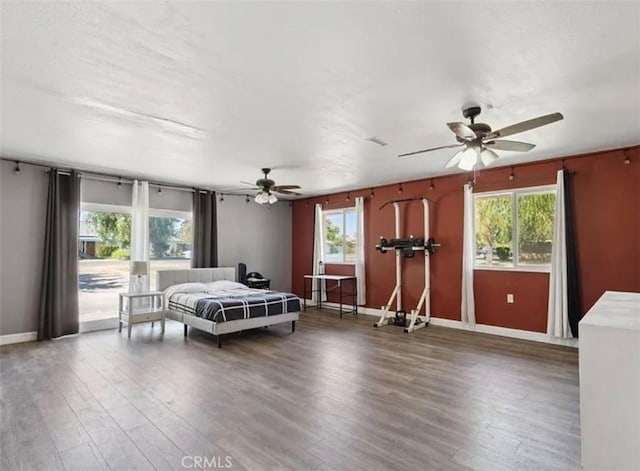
<box><xmin>217</xmin><ymin>196</ymin><xmax>292</xmax><ymax>292</ymax></box>
<box><xmin>0</xmin><ymin>161</ymin><xmax>48</xmax><ymax>335</ymax></box>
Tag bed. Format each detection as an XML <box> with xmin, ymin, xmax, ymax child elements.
<box><xmin>157</xmin><ymin>267</ymin><xmax>299</xmax><ymax>348</ymax></box>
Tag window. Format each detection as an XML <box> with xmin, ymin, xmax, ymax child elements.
<box><xmin>148</xmin><ymin>210</ymin><xmax>192</xmax><ymax>290</ymax></box>
<box><xmin>78</xmin><ymin>204</ymin><xmax>192</xmax><ymax>321</ymax></box>
<box><xmin>323</xmin><ymin>208</ymin><xmax>357</xmax><ymax>263</ymax></box>
<box><xmin>474</xmin><ymin>185</ymin><xmax>556</xmax><ymax>271</ymax></box>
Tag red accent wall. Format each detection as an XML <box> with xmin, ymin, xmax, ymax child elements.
<box><xmin>292</xmin><ymin>146</ymin><xmax>640</xmax><ymax>333</ymax></box>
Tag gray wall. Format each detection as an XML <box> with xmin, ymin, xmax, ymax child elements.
<box><xmin>0</xmin><ymin>162</ymin><xmax>291</xmax><ymax>336</ymax></box>
<box><xmin>0</xmin><ymin>161</ymin><xmax>49</xmax><ymax>335</ymax></box>
<box><xmin>217</xmin><ymin>196</ymin><xmax>292</xmax><ymax>292</ymax></box>
<box><xmin>82</xmin><ymin>180</ymin><xmax>191</xmax><ymax>212</ymax></box>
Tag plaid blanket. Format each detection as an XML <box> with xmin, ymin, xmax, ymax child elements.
<box><xmin>168</xmin><ymin>289</ymin><xmax>300</xmax><ymax>323</ymax></box>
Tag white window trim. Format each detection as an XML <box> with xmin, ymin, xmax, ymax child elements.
<box><xmin>323</xmin><ymin>207</ymin><xmax>356</xmax><ymax>265</ymax></box>
<box><xmin>149</xmin><ymin>208</ymin><xmax>192</xmax><ymax>219</ymax></box>
<box><xmin>81</xmin><ymin>202</ymin><xmax>131</xmax><ymax>214</ymax></box>
<box><xmin>81</xmin><ymin>203</ymin><xmax>191</xmax><ymax>220</ymax></box>
<box><xmin>473</xmin><ymin>184</ymin><xmax>556</xmax><ymax>273</ymax></box>
<box><xmin>80</xmin><ymin>204</ymin><xmax>193</xmax><ymax>260</ymax></box>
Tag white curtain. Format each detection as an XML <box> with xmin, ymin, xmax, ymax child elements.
<box><xmin>547</xmin><ymin>170</ymin><xmax>572</xmax><ymax>338</ymax></box>
<box><xmin>130</xmin><ymin>180</ymin><xmax>150</xmax><ymax>299</ymax></box>
<box><xmin>354</xmin><ymin>196</ymin><xmax>366</xmax><ymax>305</ymax></box>
<box><xmin>461</xmin><ymin>183</ymin><xmax>476</xmax><ymax>325</ymax></box>
<box><xmin>312</xmin><ymin>203</ymin><xmax>326</xmax><ymax>302</ymax></box>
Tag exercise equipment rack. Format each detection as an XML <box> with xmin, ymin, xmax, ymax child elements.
<box><xmin>374</xmin><ymin>196</ymin><xmax>440</xmax><ymax>333</ymax></box>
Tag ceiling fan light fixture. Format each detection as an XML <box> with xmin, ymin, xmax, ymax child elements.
<box><xmin>268</xmin><ymin>193</ymin><xmax>278</xmax><ymax>204</ymax></box>
<box><xmin>457</xmin><ymin>148</ymin><xmax>477</xmax><ymax>171</ymax></box>
<box><xmin>254</xmin><ymin>192</ymin><xmax>269</xmax><ymax>204</ymax></box>
<box><xmin>480</xmin><ymin>148</ymin><xmax>499</xmax><ymax>167</ymax></box>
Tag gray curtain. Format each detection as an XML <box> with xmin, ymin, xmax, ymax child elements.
<box><xmin>38</xmin><ymin>170</ymin><xmax>80</xmax><ymax>340</ymax></box>
<box><xmin>192</xmin><ymin>190</ymin><xmax>218</xmax><ymax>268</ymax></box>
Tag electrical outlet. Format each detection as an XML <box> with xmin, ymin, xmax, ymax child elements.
<box><xmin>507</xmin><ymin>294</ymin><xmax>514</xmax><ymax>303</ymax></box>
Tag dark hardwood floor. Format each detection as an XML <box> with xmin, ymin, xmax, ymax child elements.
<box><xmin>0</xmin><ymin>311</ymin><xmax>581</xmax><ymax>470</ymax></box>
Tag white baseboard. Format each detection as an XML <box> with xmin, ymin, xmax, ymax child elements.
<box><xmin>79</xmin><ymin>317</ymin><xmax>119</xmax><ymax>333</ymax></box>
<box><xmin>428</xmin><ymin>317</ymin><xmax>578</xmax><ymax>348</ymax></box>
<box><xmin>0</xmin><ymin>319</ymin><xmax>120</xmax><ymax>344</ymax></box>
<box><xmin>303</xmin><ymin>299</ymin><xmax>578</xmax><ymax>348</ymax></box>
<box><xmin>0</xmin><ymin>331</ymin><xmax>37</xmax><ymax>346</ymax></box>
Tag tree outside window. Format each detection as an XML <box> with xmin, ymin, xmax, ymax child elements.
<box><xmin>475</xmin><ymin>187</ymin><xmax>555</xmax><ymax>270</ymax></box>
<box><xmin>324</xmin><ymin>209</ymin><xmax>356</xmax><ymax>263</ymax></box>
<box><xmin>475</xmin><ymin>195</ymin><xmax>513</xmax><ymax>266</ymax></box>
<box><xmin>517</xmin><ymin>193</ymin><xmax>555</xmax><ymax>265</ymax></box>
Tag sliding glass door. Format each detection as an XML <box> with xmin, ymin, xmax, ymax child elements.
<box><xmin>79</xmin><ymin>204</ymin><xmax>131</xmax><ymax>323</ymax></box>
<box><xmin>78</xmin><ymin>204</ymin><xmax>192</xmax><ymax>325</ymax></box>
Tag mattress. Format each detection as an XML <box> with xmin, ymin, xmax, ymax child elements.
<box><xmin>168</xmin><ymin>288</ymin><xmax>300</xmax><ymax>323</ymax></box>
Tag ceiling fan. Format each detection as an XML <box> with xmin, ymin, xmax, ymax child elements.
<box><xmin>241</xmin><ymin>168</ymin><xmax>301</xmax><ymax>204</ymax></box>
<box><xmin>398</xmin><ymin>106</ymin><xmax>564</xmax><ymax>170</ymax></box>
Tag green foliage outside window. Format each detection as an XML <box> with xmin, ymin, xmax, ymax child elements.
<box><xmin>475</xmin><ymin>195</ymin><xmax>513</xmax><ymax>264</ymax></box>
<box><xmin>518</xmin><ymin>193</ymin><xmax>555</xmax><ymax>263</ymax></box>
<box><xmin>324</xmin><ymin>210</ymin><xmax>356</xmax><ymax>263</ymax></box>
<box><xmin>85</xmin><ymin>211</ymin><xmax>192</xmax><ymax>260</ymax></box>
<box><xmin>475</xmin><ymin>190</ymin><xmax>555</xmax><ymax>267</ymax></box>
<box><xmin>91</xmin><ymin>212</ymin><xmax>131</xmax><ymax>248</ymax></box>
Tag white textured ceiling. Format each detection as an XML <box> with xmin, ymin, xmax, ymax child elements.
<box><xmin>1</xmin><ymin>1</ymin><xmax>639</xmax><ymax>196</ymax></box>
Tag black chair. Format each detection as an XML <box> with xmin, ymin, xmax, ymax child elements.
<box><xmin>238</xmin><ymin>262</ymin><xmax>248</xmax><ymax>284</ymax></box>
<box><xmin>238</xmin><ymin>262</ymin><xmax>270</xmax><ymax>289</ymax></box>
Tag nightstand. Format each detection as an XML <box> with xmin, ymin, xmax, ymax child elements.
<box><xmin>118</xmin><ymin>291</ymin><xmax>165</xmax><ymax>338</ymax></box>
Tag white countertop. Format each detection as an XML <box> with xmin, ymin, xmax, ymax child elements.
<box><xmin>579</xmin><ymin>291</ymin><xmax>640</xmax><ymax>331</ymax></box>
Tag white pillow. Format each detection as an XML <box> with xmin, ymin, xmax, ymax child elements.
<box><xmin>164</xmin><ymin>282</ymin><xmax>208</xmax><ymax>298</ymax></box>
<box><xmin>205</xmin><ymin>280</ymin><xmax>247</xmax><ymax>291</ymax></box>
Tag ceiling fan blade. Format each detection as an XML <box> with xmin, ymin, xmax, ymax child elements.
<box><xmin>444</xmin><ymin>148</ymin><xmax>466</xmax><ymax>168</ymax></box>
<box><xmin>447</xmin><ymin>122</ymin><xmax>477</xmax><ymax>140</ymax></box>
<box><xmin>273</xmin><ymin>189</ymin><xmax>301</xmax><ymax>195</ymax></box>
<box><xmin>480</xmin><ymin>148</ymin><xmax>500</xmax><ymax>166</ymax></box>
<box><xmin>220</xmin><ymin>186</ymin><xmax>259</xmax><ymax>192</ymax></box>
<box><xmin>485</xmin><ymin>140</ymin><xmax>536</xmax><ymax>152</ymax></box>
<box><xmin>271</xmin><ymin>184</ymin><xmax>301</xmax><ymax>191</ymax></box>
<box><xmin>485</xmin><ymin>112</ymin><xmax>563</xmax><ymax>140</ymax></box>
<box><xmin>240</xmin><ymin>181</ymin><xmax>258</xmax><ymax>186</ymax></box>
<box><xmin>398</xmin><ymin>143</ymin><xmax>463</xmax><ymax>158</ymax></box>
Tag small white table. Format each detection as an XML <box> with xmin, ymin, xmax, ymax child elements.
<box><xmin>303</xmin><ymin>274</ymin><xmax>358</xmax><ymax>318</ymax></box>
<box><xmin>118</xmin><ymin>291</ymin><xmax>165</xmax><ymax>338</ymax></box>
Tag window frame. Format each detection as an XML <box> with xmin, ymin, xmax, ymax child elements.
<box><xmin>80</xmin><ymin>203</ymin><xmax>193</xmax><ymax>259</ymax></box>
<box><xmin>148</xmin><ymin>210</ymin><xmax>193</xmax><ymax>260</ymax></box>
<box><xmin>323</xmin><ymin>207</ymin><xmax>357</xmax><ymax>265</ymax></box>
<box><xmin>81</xmin><ymin>203</ymin><xmax>191</xmax><ymax>220</ymax></box>
<box><xmin>473</xmin><ymin>184</ymin><xmax>556</xmax><ymax>273</ymax></box>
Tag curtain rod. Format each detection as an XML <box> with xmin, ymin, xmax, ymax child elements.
<box><xmin>468</xmin><ymin>169</ymin><xmax>576</xmax><ymax>190</ymax></box>
<box><xmin>0</xmin><ymin>157</ymin><xmax>216</xmax><ymax>193</ymax></box>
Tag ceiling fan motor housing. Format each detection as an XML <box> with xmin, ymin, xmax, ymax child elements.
<box><xmin>469</xmin><ymin>122</ymin><xmax>492</xmax><ymax>137</ymax></box>
<box><xmin>455</xmin><ymin>122</ymin><xmax>492</xmax><ymax>143</ymax></box>
<box><xmin>456</xmin><ymin>106</ymin><xmax>492</xmax><ymax>141</ymax></box>
<box><xmin>256</xmin><ymin>178</ymin><xmax>275</xmax><ymax>188</ymax></box>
